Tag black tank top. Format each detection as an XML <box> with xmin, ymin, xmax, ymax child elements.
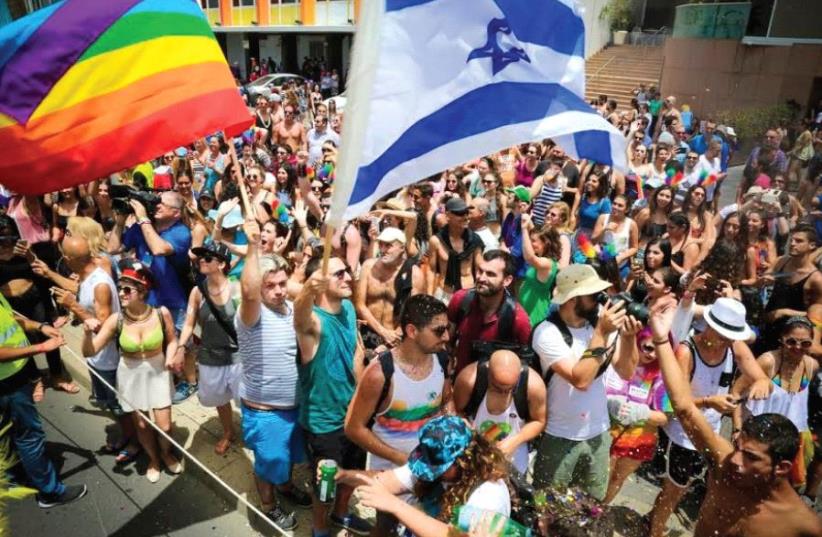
<box><xmin>766</xmin><ymin>269</ymin><xmax>816</xmax><ymax>313</ymax></box>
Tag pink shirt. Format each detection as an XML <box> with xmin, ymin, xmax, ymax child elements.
<box><xmin>8</xmin><ymin>197</ymin><xmax>50</xmax><ymax>243</ymax></box>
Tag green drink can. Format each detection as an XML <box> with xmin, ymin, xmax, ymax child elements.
<box><xmin>317</xmin><ymin>459</ymin><xmax>338</xmax><ymax>504</ymax></box>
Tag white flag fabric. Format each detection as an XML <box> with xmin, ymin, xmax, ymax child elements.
<box><xmin>328</xmin><ymin>0</ymin><xmax>628</xmax><ymax>227</ymax></box>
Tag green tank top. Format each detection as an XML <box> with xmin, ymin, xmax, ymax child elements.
<box><xmin>519</xmin><ymin>262</ymin><xmax>558</xmax><ymax>326</ymax></box>
<box><xmin>298</xmin><ymin>300</ymin><xmax>358</xmax><ymax>434</ymax></box>
<box><xmin>0</xmin><ymin>294</ymin><xmax>31</xmax><ymax>381</ymax></box>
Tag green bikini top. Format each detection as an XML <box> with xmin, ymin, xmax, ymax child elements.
<box><xmin>118</xmin><ymin>308</ymin><xmax>165</xmax><ymax>354</ymax></box>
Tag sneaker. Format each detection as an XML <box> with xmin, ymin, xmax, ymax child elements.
<box><xmin>279</xmin><ymin>485</ymin><xmax>312</xmax><ymax>508</ymax></box>
<box><xmin>172</xmin><ymin>381</ymin><xmax>198</xmax><ymax>404</ymax></box>
<box><xmin>330</xmin><ymin>513</ymin><xmax>372</xmax><ymax>536</ymax></box>
<box><xmin>265</xmin><ymin>506</ymin><xmax>298</xmax><ymax>531</ymax></box>
<box><xmin>37</xmin><ymin>484</ymin><xmax>88</xmax><ymax>509</ymax></box>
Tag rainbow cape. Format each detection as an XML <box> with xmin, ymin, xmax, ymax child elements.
<box><xmin>0</xmin><ymin>0</ymin><xmax>252</xmax><ymax>195</ymax></box>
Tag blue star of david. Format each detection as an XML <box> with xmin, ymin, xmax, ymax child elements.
<box><xmin>467</xmin><ymin>17</ymin><xmax>531</xmax><ymax>75</ymax></box>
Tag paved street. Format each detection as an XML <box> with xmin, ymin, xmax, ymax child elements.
<box><xmin>6</xmin><ymin>386</ymin><xmax>269</xmax><ymax>537</ymax></box>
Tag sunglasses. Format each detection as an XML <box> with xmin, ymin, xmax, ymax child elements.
<box><xmin>686</xmin><ymin>156</ymin><xmax>698</xmax><ymax>160</ymax></box>
<box><xmin>332</xmin><ymin>267</ymin><xmax>351</xmax><ymax>279</ymax></box>
<box><xmin>277</xmin><ymin>151</ymin><xmax>288</xmax><ymax>156</ymax></box>
<box><xmin>783</xmin><ymin>337</ymin><xmax>812</xmax><ymax>349</ymax></box>
<box><xmin>246</xmin><ymin>175</ymin><xmax>261</xmax><ymax>181</ymax></box>
<box><xmin>429</xmin><ymin>325</ymin><xmax>449</xmax><ymax>337</ymax></box>
<box><xmin>284</xmin><ymin>111</ymin><xmax>295</xmax><ymax>116</ymax></box>
<box><xmin>482</xmin><ymin>179</ymin><xmax>496</xmax><ymax>184</ymax></box>
<box><xmin>118</xmin><ymin>285</ymin><xmax>136</xmax><ymax>295</ymax></box>
<box><xmin>199</xmin><ymin>254</ymin><xmax>217</xmax><ymax>263</ymax></box>
<box><xmin>640</xmin><ymin>343</ymin><xmax>656</xmax><ymax>353</ymax></box>
<box><xmin>322</xmin><ymin>148</ymin><xmax>333</xmax><ymax>153</ymax></box>
<box><xmin>312</xmin><ymin>185</ymin><xmax>324</xmax><ymax>192</ymax></box>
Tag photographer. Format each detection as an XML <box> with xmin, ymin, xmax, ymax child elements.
<box><xmin>531</xmin><ymin>264</ymin><xmax>642</xmax><ymax>500</ymax></box>
<box><xmin>107</xmin><ymin>191</ymin><xmax>195</xmax><ymax>402</ymax></box>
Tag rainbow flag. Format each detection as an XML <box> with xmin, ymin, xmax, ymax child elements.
<box><xmin>0</xmin><ymin>0</ymin><xmax>251</xmax><ymax>195</ymax></box>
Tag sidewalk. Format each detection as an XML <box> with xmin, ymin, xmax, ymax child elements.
<box><xmin>54</xmin><ymin>324</ymin><xmax>693</xmax><ymax>537</ymax></box>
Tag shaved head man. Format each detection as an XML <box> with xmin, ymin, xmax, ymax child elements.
<box><xmin>454</xmin><ymin>349</ymin><xmax>547</xmax><ymax>474</ymax></box>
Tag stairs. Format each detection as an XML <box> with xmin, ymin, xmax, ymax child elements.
<box><xmin>584</xmin><ymin>45</ymin><xmax>664</xmax><ymax>110</ymax></box>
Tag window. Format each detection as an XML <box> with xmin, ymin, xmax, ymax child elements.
<box><xmin>233</xmin><ymin>0</ymin><xmax>255</xmax><ymax>6</ymax></box>
<box><xmin>206</xmin><ymin>0</ymin><xmax>219</xmax><ymax>8</ymax></box>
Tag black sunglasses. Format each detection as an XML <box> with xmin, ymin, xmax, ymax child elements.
<box><xmin>199</xmin><ymin>254</ymin><xmax>216</xmax><ymax>263</ymax></box>
<box><xmin>332</xmin><ymin>267</ymin><xmax>351</xmax><ymax>279</ymax></box>
<box><xmin>429</xmin><ymin>325</ymin><xmax>448</xmax><ymax>337</ymax></box>
<box><xmin>118</xmin><ymin>285</ymin><xmax>136</xmax><ymax>295</ymax></box>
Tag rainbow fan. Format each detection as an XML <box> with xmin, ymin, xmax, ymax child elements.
<box><xmin>577</xmin><ymin>233</ymin><xmax>597</xmax><ymax>259</ymax></box>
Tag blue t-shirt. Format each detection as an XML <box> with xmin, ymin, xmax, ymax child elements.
<box><xmin>578</xmin><ymin>197</ymin><xmax>611</xmax><ymax>232</ymax></box>
<box><xmin>123</xmin><ymin>220</ymin><xmax>192</xmax><ymax>310</ymax></box>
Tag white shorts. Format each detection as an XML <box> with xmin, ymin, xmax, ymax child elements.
<box><xmin>197</xmin><ymin>363</ymin><xmax>241</xmax><ymax>407</ymax></box>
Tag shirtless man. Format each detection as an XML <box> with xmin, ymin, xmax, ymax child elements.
<box><xmin>650</xmin><ymin>302</ymin><xmax>822</xmax><ymax>537</ymax></box>
<box><xmin>428</xmin><ymin>197</ymin><xmax>484</xmax><ymax>302</ymax></box>
<box><xmin>273</xmin><ymin>103</ymin><xmax>306</xmax><ymax>153</ymax></box>
<box><xmin>354</xmin><ymin>228</ymin><xmax>424</xmax><ymax>352</ymax></box>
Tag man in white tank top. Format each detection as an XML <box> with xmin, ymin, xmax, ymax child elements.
<box><xmin>453</xmin><ymin>349</ymin><xmax>546</xmax><ymax>474</ymax></box>
<box><xmin>345</xmin><ymin>294</ymin><xmax>451</xmax><ymax>535</ymax></box>
<box><xmin>648</xmin><ymin>298</ymin><xmax>770</xmax><ymax>537</ymax></box>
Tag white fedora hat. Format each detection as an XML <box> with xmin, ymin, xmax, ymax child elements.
<box><xmin>703</xmin><ymin>298</ymin><xmax>754</xmax><ymax>341</ymax></box>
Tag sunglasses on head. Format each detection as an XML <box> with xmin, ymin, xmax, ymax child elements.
<box><xmin>784</xmin><ymin>337</ymin><xmax>812</xmax><ymax>349</ymax></box>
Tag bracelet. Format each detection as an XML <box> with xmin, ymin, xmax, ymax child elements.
<box><xmin>581</xmin><ymin>347</ymin><xmax>607</xmax><ymax>361</ymax></box>
<box><xmin>138</xmin><ymin>218</ymin><xmax>152</xmax><ymax>226</ymax></box>
<box><xmin>653</xmin><ymin>337</ymin><xmax>669</xmax><ymax>346</ymax></box>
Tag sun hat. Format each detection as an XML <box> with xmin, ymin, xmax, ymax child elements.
<box><xmin>506</xmin><ymin>185</ymin><xmax>531</xmax><ymax>204</ymax></box>
<box><xmin>703</xmin><ymin>298</ymin><xmax>754</xmax><ymax>341</ymax></box>
<box><xmin>743</xmin><ymin>185</ymin><xmax>765</xmax><ymax>199</ymax></box>
<box><xmin>408</xmin><ymin>416</ymin><xmax>473</xmax><ymax>482</ymax></box>
<box><xmin>377</xmin><ymin>227</ymin><xmax>406</xmax><ymax>245</ymax></box>
<box><xmin>208</xmin><ymin>201</ymin><xmax>244</xmax><ymax>229</ymax></box>
<box><xmin>377</xmin><ymin>197</ymin><xmax>405</xmax><ymax>211</ymax></box>
<box><xmin>552</xmin><ymin>264</ymin><xmax>612</xmax><ymax>305</ymax></box>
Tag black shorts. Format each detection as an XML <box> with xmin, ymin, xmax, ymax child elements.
<box><xmin>303</xmin><ymin>428</ymin><xmax>366</xmax><ymax>476</ymax></box>
<box><xmin>663</xmin><ymin>436</ymin><xmax>706</xmax><ymax>488</ymax></box>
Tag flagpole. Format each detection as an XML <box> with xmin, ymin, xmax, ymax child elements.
<box><xmin>320</xmin><ymin>224</ymin><xmax>335</xmax><ymax>275</ymax></box>
<box><xmin>225</xmin><ymin>135</ymin><xmax>253</xmax><ymax>218</ymax></box>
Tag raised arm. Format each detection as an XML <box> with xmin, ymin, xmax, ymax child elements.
<box><xmin>293</xmin><ymin>271</ymin><xmax>326</xmax><ymax>364</ymax></box>
<box><xmin>239</xmin><ymin>219</ymin><xmax>262</xmax><ymax>327</ymax></box>
<box><xmin>649</xmin><ymin>302</ymin><xmax>732</xmax><ymax>465</ymax></box>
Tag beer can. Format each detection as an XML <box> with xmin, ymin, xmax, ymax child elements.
<box><xmin>317</xmin><ymin>459</ymin><xmax>338</xmax><ymax>504</ymax></box>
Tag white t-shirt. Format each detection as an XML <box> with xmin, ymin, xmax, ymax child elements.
<box><xmin>532</xmin><ymin>320</ymin><xmax>611</xmax><ymax>441</ymax></box>
<box><xmin>393</xmin><ymin>464</ymin><xmax>510</xmax><ymax>519</ymax></box>
<box><xmin>475</xmin><ymin>227</ymin><xmax>500</xmax><ymax>252</ymax></box>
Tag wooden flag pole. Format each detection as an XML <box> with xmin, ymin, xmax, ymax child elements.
<box><xmin>320</xmin><ymin>224</ymin><xmax>335</xmax><ymax>276</ymax></box>
<box><xmin>225</xmin><ymin>135</ymin><xmax>254</xmax><ymax>219</ymax></box>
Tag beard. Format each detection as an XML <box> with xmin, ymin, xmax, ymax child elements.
<box><xmin>574</xmin><ymin>298</ymin><xmax>599</xmax><ymax>322</ymax></box>
<box><xmin>475</xmin><ymin>281</ymin><xmax>503</xmax><ymax>297</ymax></box>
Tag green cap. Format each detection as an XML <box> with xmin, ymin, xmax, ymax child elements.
<box><xmin>506</xmin><ymin>185</ymin><xmax>531</xmax><ymax>204</ymax></box>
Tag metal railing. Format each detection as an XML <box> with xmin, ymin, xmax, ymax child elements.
<box><xmin>591</xmin><ymin>55</ymin><xmax>618</xmax><ymax>82</ymax></box>
<box><xmin>630</xmin><ymin>26</ymin><xmax>669</xmax><ymax>47</ymax></box>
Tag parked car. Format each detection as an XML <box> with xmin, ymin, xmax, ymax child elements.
<box><xmin>245</xmin><ymin>73</ymin><xmax>305</xmax><ymax>101</ymax></box>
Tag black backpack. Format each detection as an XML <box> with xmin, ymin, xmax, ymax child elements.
<box><xmin>462</xmin><ymin>353</ymin><xmax>532</xmax><ymax>423</ymax></box>
<box><xmin>453</xmin><ymin>290</ymin><xmax>537</xmax><ymax>369</ymax></box>
<box><xmin>533</xmin><ymin>309</ymin><xmax>612</xmax><ymax>384</ymax></box>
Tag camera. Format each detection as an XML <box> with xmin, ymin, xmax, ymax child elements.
<box><xmin>111</xmin><ymin>187</ymin><xmax>161</xmax><ymax>216</ymax></box>
<box><xmin>597</xmin><ymin>291</ymin><xmax>649</xmax><ymax>324</ymax></box>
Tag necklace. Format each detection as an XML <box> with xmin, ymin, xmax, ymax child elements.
<box><xmin>208</xmin><ymin>279</ymin><xmax>229</xmax><ymax>296</ymax></box>
<box><xmin>777</xmin><ymin>352</ymin><xmax>803</xmax><ymax>393</ymax></box>
<box><xmin>124</xmin><ymin>306</ymin><xmax>152</xmax><ymax>323</ymax></box>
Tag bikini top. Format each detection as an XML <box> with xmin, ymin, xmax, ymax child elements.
<box><xmin>118</xmin><ymin>309</ymin><xmax>164</xmax><ymax>354</ymax></box>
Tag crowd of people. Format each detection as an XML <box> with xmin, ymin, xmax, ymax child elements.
<box><xmin>4</xmin><ymin>74</ymin><xmax>822</xmax><ymax>537</ymax></box>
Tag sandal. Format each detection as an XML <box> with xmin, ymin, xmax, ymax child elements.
<box><xmin>32</xmin><ymin>378</ymin><xmax>46</xmax><ymax>403</ymax></box>
<box><xmin>115</xmin><ymin>446</ymin><xmax>142</xmax><ymax>464</ymax></box>
<box><xmin>53</xmin><ymin>379</ymin><xmax>80</xmax><ymax>394</ymax></box>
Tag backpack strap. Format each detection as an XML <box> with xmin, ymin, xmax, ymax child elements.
<box><xmin>683</xmin><ymin>338</ymin><xmax>698</xmax><ymax>382</ymax></box>
<box><xmin>463</xmin><ymin>357</ymin><xmax>490</xmax><ymax>420</ymax></box>
<box><xmin>373</xmin><ymin>351</ymin><xmax>395</xmax><ymax>417</ymax></box>
<box><xmin>541</xmin><ymin>309</ymin><xmax>573</xmax><ymax>385</ymax></box>
<box><xmin>455</xmin><ymin>289</ymin><xmax>476</xmax><ymax>327</ymax></box>
<box><xmin>513</xmin><ymin>361</ymin><xmax>531</xmax><ymax>423</ymax></box>
<box><xmin>495</xmin><ymin>291</ymin><xmax>517</xmax><ymax>342</ymax></box>
<box><xmin>156</xmin><ymin>307</ymin><xmax>168</xmax><ymax>354</ymax></box>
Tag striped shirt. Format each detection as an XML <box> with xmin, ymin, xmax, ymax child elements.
<box><xmin>532</xmin><ymin>180</ymin><xmax>564</xmax><ymax>227</ymax></box>
<box><xmin>235</xmin><ymin>300</ymin><xmax>298</xmax><ymax>408</ymax></box>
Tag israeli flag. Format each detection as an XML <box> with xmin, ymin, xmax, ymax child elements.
<box><xmin>328</xmin><ymin>0</ymin><xmax>627</xmax><ymax>226</ymax></box>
